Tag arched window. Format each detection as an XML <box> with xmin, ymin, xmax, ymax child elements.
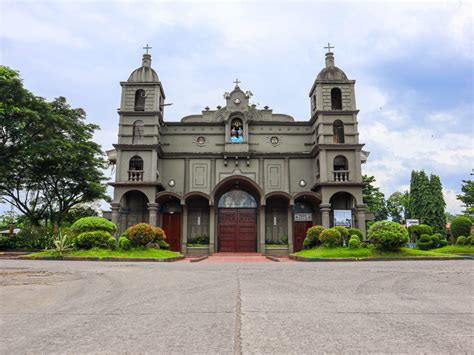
<box><xmin>333</xmin><ymin>155</ymin><xmax>349</xmax><ymax>181</ymax></box>
<box><xmin>331</xmin><ymin>88</ymin><xmax>342</xmax><ymax>110</ymax></box>
<box><xmin>129</xmin><ymin>156</ymin><xmax>143</xmax><ymax>171</ymax></box>
<box><xmin>132</xmin><ymin>120</ymin><xmax>144</xmax><ymax>144</ymax></box>
<box><xmin>134</xmin><ymin>89</ymin><xmax>146</xmax><ymax>111</ymax></box>
<box><xmin>218</xmin><ymin>190</ymin><xmax>257</xmax><ymax>208</ymax></box>
<box><xmin>128</xmin><ymin>156</ymin><xmax>144</xmax><ymax>181</ymax></box>
<box><xmin>333</xmin><ymin>155</ymin><xmax>348</xmax><ymax>171</ymax></box>
<box><xmin>230</xmin><ymin>118</ymin><xmax>244</xmax><ymax>142</ymax></box>
<box><xmin>333</xmin><ymin>120</ymin><xmax>345</xmax><ymax>143</ymax></box>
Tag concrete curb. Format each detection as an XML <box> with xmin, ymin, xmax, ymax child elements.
<box><xmin>189</xmin><ymin>255</ymin><xmax>209</xmax><ymax>263</ymax></box>
<box><xmin>17</xmin><ymin>255</ymin><xmax>185</xmax><ymax>263</ymax></box>
<box><xmin>289</xmin><ymin>255</ymin><xmax>473</xmax><ymax>262</ymax></box>
<box><xmin>265</xmin><ymin>255</ymin><xmax>281</xmax><ymax>262</ymax></box>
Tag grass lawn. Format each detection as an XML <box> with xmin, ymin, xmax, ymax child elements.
<box><xmin>432</xmin><ymin>245</ymin><xmax>474</xmax><ymax>255</ymax></box>
<box><xmin>266</xmin><ymin>244</ymin><xmax>289</xmax><ymax>249</ymax></box>
<box><xmin>26</xmin><ymin>248</ymin><xmax>182</xmax><ymax>259</ymax></box>
<box><xmin>294</xmin><ymin>247</ymin><xmax>459</xmax><ymax>259</ymax></box>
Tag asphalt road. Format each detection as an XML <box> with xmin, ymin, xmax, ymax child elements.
<box><xmin>0</xmin><ymin>259</ymin><xmax>473</xmax><ymax>354</ymax></box>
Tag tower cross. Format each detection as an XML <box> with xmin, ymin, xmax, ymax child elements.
<box><xmin>324</xmin><ymin>42</ymin><xmax>334</xmax><ymax>52</ymax></box>
<box><xmin>143</xmin><ymin>44</ymin><xmax>152</xmax><ymax>54</ymax></box>
<box><xmin>233</xmin><ymin>78</ymin><xmax>241</xmax><ymax>86</ymax></box>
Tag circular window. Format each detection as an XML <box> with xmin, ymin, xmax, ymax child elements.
<box><xmin>196</xmin><ymin>136</ymin><xmax>205</xmax><ymax>145</ymax></box>
<box><xmin>270</xmin><ymin>136</ymin><xmax>279</xmax><ymax>146</ymax></box>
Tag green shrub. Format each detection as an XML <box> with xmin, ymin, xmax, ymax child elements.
<box><xmin>334</xmin><ymin>226</ymin><xmax>349</xmax><ymax>245</ymax></box>
<box><xmin>305</xmin><ymin>225</ymin><xmax>325</xmax><ymax>248</ymax></box>
<box><xmin>17</xmin><ymin>226</ymin><xmax>55</xmax><ymax>249</ymax></box>
<box><xmin>76</xmin><ymin>230</ymin><xmax>112</xmax><ymax>249</ymax></box>
<box><xmin>467</xmin><ymin>236</ymin><xmax>474</xmax><ymax>245</ymax></box>
<box><xmin>0</xmin><ymin>235</ymin><xmax>29</xmax><ymax>249</ymax></box>
<box><xmin>124</xmin><ymin>223</ymin><xmax>156</xmax><ymax>246</ymax></box>
<box><xmin>348</xmin><ymin>237</ymin><xmax>361</xmax><ymax>249</ymax></box>
<box><xmin>408</xmin><ymin>224</ymin><xmax>433</xmax><ymax>240</ymax></box>
<box><xmin>451</xmin><ymin>216</ymin><xmax>472</xmax><ymax>238</ymax></box>
<box><xmin>319</xmin><ymin>228</ymin><xmax>342</xmax><ymax>248</ymax></box>
<box><xmin>438</xmin><ymin>239</ymin><xmax>448</xmax><ymax>247</ymax></box>
<box><xmin>107</xmin><ymin>237</ymin><xmax>117</xmax><ymax>250</ymax></box>
<box><xmin>158</xmin><ymin>239</ymin><xmax>170</xmax><ymax>250</ymax></box>
<box><xmin>368</xmin><ymin>220</ymin><xmax>409</xmax><ymax>251</ymax></box>
<box><xmin>71</xmin><ymin>217</ymin><xmax>117</xmax><ymax>234</ymax></box>
<box><xmin>118</xmin><ymin>236</ymin><xmax>131</xmax><ymax>250</ymax></box>
<box><xmin>348</xmin><ymin>228</ymin><xmax>363</xmax><ymax>241</ymax></box>
<box><xmin>417</xmin><ymin>234</ymin><xmax>434</xmax><ymax>250</ymax></box>
<box><xmin>154</xmin><ymin>227</ymin><xmax>167</xmax><ymax>242</ymax></box>
<box><xmin>190</xmin><ymin>234</ymin><xmax>209</xmax><ymax>245</ymax></box>
<box><xmin>456</xmin><ymin>236</ymin><xmax>467</xmax><ymax>245</ymax></box>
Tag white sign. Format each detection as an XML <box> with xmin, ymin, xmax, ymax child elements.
<box><xmin>197</xmin><ymin>216</ymin><xmax>201</xmax><ymax>226</ymax></box>
<box><xmin>406</xmin><ymin>219</ymin><xmax>419</xmax><ymax>227</ymax></box>
<box><xmin>273</xmin><ymin>217</ymin><xmax>277</xmax><ymax>226</ymax></box>
<box><xmin>294</xmin><ymin>213</ymin><xmax>312</xmax><ymax>222</ymax></box>
<box><xmin>334</xmin><ymin>210</ymin><xmax>352</xmax><ymax>228</ymax></box>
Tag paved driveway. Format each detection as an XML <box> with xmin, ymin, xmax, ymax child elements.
<box><xmin>0</xmin><ymin>259</ymin><xmax>472</xmax><ymax>354</ymax></box>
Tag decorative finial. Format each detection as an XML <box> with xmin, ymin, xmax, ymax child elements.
<box><xmin>324</xmin><ymin>42</ymin><xmax>334</xmax><ymax>53</ymax></box>
<box><xmin>143</xmin><ymin>44</ymin><xmax>152</xmax><ymax>54</ymax></box>
<box><xmin>233</xmin><ymin>78</ymin><xmax>241</xmax><ymax>87</ymax></box>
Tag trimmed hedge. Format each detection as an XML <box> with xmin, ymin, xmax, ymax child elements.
<box><xmin>348</xmin><ymin>228</ymin><xmax>363</xmax><ymax>241</ymax></box>
<box><xmin>334</xmin><ymin>226</ymin><xmax>349</xmax><ymax>245</ymax></box>
<box><xmin>75</xmin><ymin>230</ymin><xmax>112</xmax><ymax>249</ymax></box>
<box><xmin>118</xmin><ymin>236</ymin><xmax>131</xmax><ymax>250</ymax></box>
<box><xmin>408</xmin><ymin>224</ymin><xmax>433</xmax><ymax>240</ymax></box>
<box><xmin>303</xmin><ymin>225</ymin><xmax>325</xmax><ymax>249</ymax></box>
<box><xmin>368</xmin><ymin>221</ymin><xmax>409</xmax><ymax>251</ymax></box>
<box><xmin>456</xmin><ymin>236</ymin><xmax>467</xmax><ymax>245</ymax></box>
<box><xmin>107</xmin><ymin>237</ymin><xmax>117</xmax><ymax>250</ymax></box>
<box><xmin>348</xmin><ymin>236</ymin><xmax>361</xmax><ymax>249</ymax></box>
<box><xmin>417</xmin><ymin>234</ymin><xmax>433</xmax><ymax>250</ymax></box>
<box><xmin>319</xmin><ymin>228</ymin><xmax>342</xmax><ymax>248</ymax></box>
<box><xmin>451</xmin><ymin>216</ymin><xmax>472</xmax><ymax>238</ymax></box>
<box><xmin>71</xmin><ymin>217</ymin><xmax>117</xmax><ymax>234</ymax></box>
<box><xmin>122</xmin><ymin>223</ymin><xmax>167</xmax><ymax>247</ymax></box>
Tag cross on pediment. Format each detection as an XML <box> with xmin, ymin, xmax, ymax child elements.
<box><xmin>233</xmin><ymin>78</ymin><xmax>241</xmax><ymax>86</ymax></box>
<box><xmin>324</xmin><ymin>42</ymin><xmax>334</xmax><ymax>52</ymax></box>
<box><xmin>143</xmin><ymin>44</ymin><xmax>152</xmax><ymax>54</ymax></box>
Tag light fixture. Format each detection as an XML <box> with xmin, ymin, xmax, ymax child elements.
<box><xmin>168</xmin><ymin>179</ymin><xmax>176</xmax><ymax>187</ymax></box>
<box><xmin>299</xmin><ymin>179</ymin><xmax>307</xmax><ymax>187</ymax></box>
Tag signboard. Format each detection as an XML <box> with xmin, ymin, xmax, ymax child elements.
<box><xmin>294</xmin><ymin>213</ymin><xmax>312</xmax><ymax>222</ymax></box>
<box><xmin>406</xmin><ymin>219</ymin><xmax>419</xmax><ymax>228</ymax></box>
<box><xmin>334</xmin><ymin>210</ymin><xmax>352</xmax><ymax>228</ymax></box>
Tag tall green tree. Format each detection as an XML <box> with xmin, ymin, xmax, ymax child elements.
<box><xmin>362</xmin><ymin>175</ymin><xmax>388</xmax><ymax>221</ymax></box>
<box><xmin>457</xmin><ymin>179</ymin><xmax>474</xmax><ymax>218</ymax></box>
<box><xmin>0</xmin><ymin>66</ymin><xmax>109</xmax><ymax>225</ymax></box>
<box><xmin>408</xmin><ymin>170</ymin><xmax>431</xmax><ymax>222</ymax></box>
<box><xmin>386</xmin><ymin>191</ymin><xmax>410</xmax><ymax>224</ymax></box>
<box><xmin>425</xmin><ymin>174</ymin><xmax>446</xmax><ymax>234</ymax></box>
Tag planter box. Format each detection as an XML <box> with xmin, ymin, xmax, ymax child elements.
<box><xmin>186</xmin><ymin>246</ymin><xmax>210</xmax><ymax>257</ymax></box>
<box><xmin>265</xmin><ymin>247</ymin><xmax>289</xmax><ymax>257</ymax></box>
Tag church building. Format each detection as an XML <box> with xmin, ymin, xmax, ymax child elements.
<box><xmin>107</xmin><ymin>46</ymin><xmax>371</xmax><ymax>254</ymax></box>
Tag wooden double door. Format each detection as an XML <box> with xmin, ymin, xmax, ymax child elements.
<box><xmin>293</xmin><ymin>221</ymin><xmax>312</xmax><ymax>252</ymax></box>
<box><xmin>162</xmin><ymin>213</ymin><xmax>181</xmax><ymax>252</ymax></box>
<box><xmin>219</xmin><ymin>208</ymin><xmax>257</xmax><ymax>252</ymax></box>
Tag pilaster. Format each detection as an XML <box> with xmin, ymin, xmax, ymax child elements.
<box><xmin>320</xmin><ymin>203</ymin><xmax>331</xmax><ymax>228</ymax></box>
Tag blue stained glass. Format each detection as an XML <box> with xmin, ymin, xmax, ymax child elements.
<box><xmin>218</xmin><ymin>190</ymin><xmax>257</xmax><ymax>208</ymax></box>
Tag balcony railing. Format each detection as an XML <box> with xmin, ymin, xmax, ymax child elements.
<box><xmin>128</xmin><ymin>170</ymin><xmax>144</xmax><ymax>182</ymax></box>
<box><xmin>333</xmin><ymin>170</ymin><xmax>350</xmax><ymax>182</ymax></box>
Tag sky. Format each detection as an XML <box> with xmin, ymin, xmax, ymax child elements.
<box><xmin>1</xmin><ymin>0</ymin><xmax>473</xmax><ymax>214</ymax></box>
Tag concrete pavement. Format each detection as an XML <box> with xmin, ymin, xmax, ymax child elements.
<box><xmin>0</xmin><ymin>259</ymin><xmax>472</xmax><ymax>353</ymax></box>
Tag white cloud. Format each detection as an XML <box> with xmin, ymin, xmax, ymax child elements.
<box><xmin>443</xmin><ymin>188</ymin><xmax>463</xmax><ymax>215</ymax></box>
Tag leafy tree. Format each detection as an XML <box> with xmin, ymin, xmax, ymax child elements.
<box><xmin>457</xmin><ymin>179</ymin><xmax>474</xmax><ymax>218</ymax></box>
<box><xmin>445</xmin><ymin>212</ymin><xmax>458</xmax><ymax>223</ymax></box>
<box><xmin>362</xmin><ymin>175</ymin><xmax>387</xmax><ymax>221</ymax></box>
<box><xmin>425</xmin><ymin>174</ymin><xmax>446</xmax><ymax>235</ymax></box>
<box><xmin>0</xmin><ymin>66</ymin><xmax>109</xmax><ymax>226</ymax></box>
<box><xmin>386</xmin><ymin>191</ymin><xmax>410</xmax><ymax>223</ymax></box>
<box><xmin>408</xmin><ymin>170</ymin><xmax>431</xmax><ymax>223</ymax></box>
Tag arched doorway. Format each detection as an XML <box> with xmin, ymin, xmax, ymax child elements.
<box><xmin>120</xmin><ymin>190</ymin><xmax>149</xmax><ymax>229</ymax></box>
<box><xmin>293</xmin><ymin>192</ymin><xmax>321</xmax><ymax>252</ymax></box>
<box><xmin>330</xmin><ymin>191</ymin><xmax>356</xmax><ymax>228</ymax></box>
<box><xmin>157</xmin><ymin>193</ymin><xmax>182</xmax><ymax>252</ymax></box>
<box><xmin>217</xmin><ymin>189</ymin><xmax>258</xmax><ymax>252</ymax></box>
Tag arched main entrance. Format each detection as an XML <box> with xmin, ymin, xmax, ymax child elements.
<box><xmin>156</xmin><ymin>192</ymin><xmax>182</xmax><ymax>252</ymax></box>
<box><xmin>217</xmin><ymin>189</ymin><xmax>258</xmax><ymax>252</ymax></box>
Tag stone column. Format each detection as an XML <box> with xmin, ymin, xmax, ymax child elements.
<box><xmin>356</xmin><ymin>204</ymin><xmax>367</xmax><ymax>238</ymax></box>
<box><xmin>111</xmin><ymin>202</ymin><xmax>120</xmax><ymax>234</ymax></box>
<box><xmin>259</xmin><ymin>205</ymin><xmax>266</xmax><ymax>255</ymax></box>
<box><xmin>287</xmin><ymin>204</ymin><xmax>294</xmax><ymax>254</ymax></box>
<box><xmin>182</xmin><ymin>205</ymin><xmax>188</xmax><ymax>254</ymax></box>
<box><xmin>320</xmin><ymin>203</ymin><xmax>332</xmax><ymax>228</ymax></box>
<box><xmin>147</xmin><ymin>203</ymin><xmax>159</xmax><ymax>226</ymax></box>
<box><xmin>209</xmin><ymin>205</ymin><xmax>215</xmax><ymax>254</ymax></box>
<box><xmin>151</xmin><ymin>149</ymin><xmax>158</xmax><ymax>181</ymax></box>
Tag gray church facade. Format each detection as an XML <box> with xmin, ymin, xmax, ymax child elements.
<box><xmin>107</xmin><ymin>48</ymin><xmax>371</xmax><ymax>254</ymax></box>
